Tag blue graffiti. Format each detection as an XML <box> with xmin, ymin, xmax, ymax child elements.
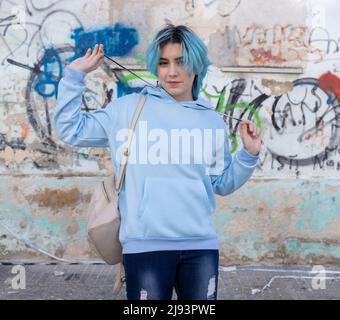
<box><xmin>33</xmin><ymin>48</ymin><xmax>62</xmax><ymax>98</ymax></box>
<box><xmin>70</xmin><ymin>23</ymin><xmax>139</xmax><ymax>59</ymax></box>
<box><xmin>32</xmin><ymin>23</ymin><xmax>139</xmax><ymax>98</ymax></box>
<box><xmin>117</xmin><ymin>82</ymin><xmax>144</xmax><ymax>97</ymax></box>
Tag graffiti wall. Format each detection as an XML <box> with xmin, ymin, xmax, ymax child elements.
<box><xmin>1</xmin><ymin>0</ymin><xmax>340</xmax><ymax>265</ymax></box>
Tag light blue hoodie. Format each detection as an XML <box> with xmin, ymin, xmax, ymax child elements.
<box><xmin>54</xmin><ymin>66</ymin><xmax>259</xmax><ymax>254</ymax></box>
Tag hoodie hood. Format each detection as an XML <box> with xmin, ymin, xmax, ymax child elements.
<box><xmin>140</xmin><ymin>85</ymin><xmax>213</xmax><ymax>111</ymax></box>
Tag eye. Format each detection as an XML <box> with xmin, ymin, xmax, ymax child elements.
<box><xmin>159</xmin><ymin>61</ymin><xmax>167</xmax><ymax>66</ymax></box>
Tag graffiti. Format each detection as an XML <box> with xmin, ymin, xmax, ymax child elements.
<box><xmin>219</xmin><ymin>24</ymin><xmax>340</xmax><ymax>66</ymax></box>
<box><xmin>28</xmin><ymin>0</ymin><xmax>66</xmax><ymax>12</ymax></box>
<box><xmin>0</xmin><ymin>133</ymin><xmax>26</xmax><ymax>151</ymax></box>
<box><xmin>185</xmin><ymin>0</ymin><xmax>196</xmax><ymax>13</ymax></box>
<box><xmin>19</xmin><ymin>48</ymin><xmax>141</xmax><ymax>166</ymax></box>
<box><xmin>225</xmin><ymin>102</ymin><xmax>263</xmax><ymax>153</ymax></box>
<box><xmin>202</xmin><ymin>83</ymin><xmax>264</xmax><ymax>153</ymax></box>
<box><xmin>33</xmin><ymin>48</ymin><xmax>62</xmax><ymax>98</ymax></box>
<box><xmin>202</xmin><ymin>75</ymin><xmax>340</xmax><ymax>172</ymax></box>
<box><xmin>0</xmin><ymin>0</ymin><xmax>140</xmax><ymax>162</ymax></box>
<box><xmin>184</xmin><ymin>0</ymin><xmax>241</xmax><ymax>17</ymax></box>
<box><xmin>23</xmin><ymin>45</ymin><xmax>73</xmax><ymax>151</ymax></box>
<box><xmin>21</xmin><ymin>44</ymin><xmax>124</xmax><ymax>158</ymax></box>
<box><xmin>269</xmin><ymin>78</ymin><xmax>340</xmax><ymax>167</ymax></box>
<box><xmin>308</xmin><ymin>27</ymin><xmax>340</xmax><ymax>58</ymax></box>
<box><xmin>319</xmin><ymin>73</ymin><xmax>340</xmax><ymax>102</ymax></box>
<box><xmin>205</xmin><ymin>0</ymin><xmax>241</xmax><ymax>17</ymax></box>
<box><xmin>71</xmin><ymin>23</ymin><xmax>139</xmax><ymax>59</ymax></box>
<box><xmin>242</xmin><ymin>25</ymin><xmax>320</xmax><ymax>64</ymax></box>
<box><xmin>0</xmin><ymin>1</ymin><xmax>140</xmax><ymax>170</ymax></box>
<box><xmin>0</xmin><ymin>6</ymin><xmax>83</xmax><ymax>65</ymax></box>
<box><xmin>7</xmin><ymin>46</ymin><xmax>72</xmax><ymax>155</ymax></box>
<box><xmin>114</xmin><ymin>71</ymin><xmax>157</xmax><ymax>97</ymax></box>
<box><xmin>1</xmin><ymin>0</ymin><xmax>340</xmax><ymax>175</ymax></box>
<box><xmin>22</xmin><ymin>20</ymin><xmax>140</xmax><ymax>100</ymax></box>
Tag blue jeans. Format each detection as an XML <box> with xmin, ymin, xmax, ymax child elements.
<box><xmin>123</xmin><ymin>250</ymin><xmax>219</xmax><ymax>300</ymax></box>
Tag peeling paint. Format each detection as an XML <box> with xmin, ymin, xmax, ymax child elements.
<box><xmin>20</xmin><ymin>123</ymin><xmax>30</xmax><ymax>140</ymax></box>
<box><xmin>65</xmin><ymin>220</ymin><xmax>80</xmax><ymax>236</ymax></box>
<box><xmin>0</xmin><ymin>146</ymin><xmax>29</xmax><ymax>165</ymax></box>
<box><xmin>33</xmin><ymin>187</ymin><xmax>81</xmax><ymax>209</ymax></box>
<box><xmin>250</xmin><ymin>48</ymin><xmax>287</xmax><ymax>65</ymax></box>
<box><xmin>261</xmin><ymin>79</ymin><xmax>294</xmax><ymax>96</ymax></box>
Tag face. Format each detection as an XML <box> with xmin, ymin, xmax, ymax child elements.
<box><xmin>157</xmin><ymin>42</ymin><xmax>196</xmax><ymax>102</ymax></box>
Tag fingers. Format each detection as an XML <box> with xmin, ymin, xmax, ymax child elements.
<box><xmin>99</xmin><ymin>44</ymin><xmax>104</xmax><ymax>60</ymax></box>
<box><xmin>83</xmin><ymin>44</ymin><xmax>104</xmax><ymax>72</ymax></box>
<box><xmin>256</xmin><ymin>126</ymin><xmax>261</xmax><ymax>137</ymax></box>
<box><xmin>240</xmin><ymin>120</ymin><xmax>249</xmax><ymax>136</ymax></box>
<box><xmin>240</xmin><ymin>120</ymin><xmax>260</xmax><ymax>138</ymax></box>
<box><xmin>89</xmin><ymin>44</ymin><xmax>104</xmax><ymax>60</ymax></box>
<box><xmin>90</xmin><ymin>44</ymin><xmax>99</xmax><ymax>58</ymax></box>
<box><xmin>85</xmin><ymin>48</ymin><xmax>91</xmax><ymax>58</ymax></box>
<box><xmin>95</xmin><ymin>44</ymin><xmax>104</xmax><ymax>65</ymax></box>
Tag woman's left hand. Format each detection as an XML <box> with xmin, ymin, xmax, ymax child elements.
<box><xmin>239</xmin><ymin>120</ymin><xmax>262</xmax><ymax>156</ymax></box>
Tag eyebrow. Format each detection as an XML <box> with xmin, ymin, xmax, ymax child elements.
<box><xmin>159</xmin><ymin>57</ymin><xmax>183</xmax><ymax>61</ymax></box>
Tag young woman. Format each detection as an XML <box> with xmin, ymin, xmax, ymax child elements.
<box><xmin>54</xmin><ymin>24</ymin><xmax>261</xmax><ymax>300</ymax></box>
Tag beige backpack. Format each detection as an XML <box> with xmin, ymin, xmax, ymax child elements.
<box><xmin>86</xmin><ymin>94</ymin><xmax>147</xmax><ymax>295</ymax></box>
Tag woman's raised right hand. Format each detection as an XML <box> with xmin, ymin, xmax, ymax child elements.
<box><xmin>69</xmin><ymin>44</ymin><xmax>104</xmax><ymax>73</ymax></box>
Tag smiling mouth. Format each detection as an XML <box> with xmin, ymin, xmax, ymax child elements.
<box><xmin>167</xmin><ymin>81</ymin><xmax>181</xmax><ymax>84</ymax></box>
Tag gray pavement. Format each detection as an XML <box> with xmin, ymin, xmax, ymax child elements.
<box><xmin>1</xmin><ymin>261</ymin><xmax>340</xmax><ymax>300</ymax></box>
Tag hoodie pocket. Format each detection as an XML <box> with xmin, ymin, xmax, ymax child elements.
<box><xmin>138</xmin><ymin>177</ymin><xmax>214</xmax><ymax>239</ymax></box>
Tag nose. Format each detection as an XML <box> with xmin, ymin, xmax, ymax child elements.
<box><xmin>168</xmin><ymin>62</ymin><xmax>179</xmax><ymax>77</ymax></box>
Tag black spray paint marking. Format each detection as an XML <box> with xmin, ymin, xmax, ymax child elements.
<box><xmin>0</xmin><ymin>133</ymin><xmax>26</xmax><ymax>151</ymax></box>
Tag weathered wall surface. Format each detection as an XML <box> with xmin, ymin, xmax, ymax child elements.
<box><xmin>0</xmin><ymin>0</ymin><xmax>340</xmax><ymax>265</ymax></box>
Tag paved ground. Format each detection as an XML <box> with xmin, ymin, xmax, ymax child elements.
<box><xmin>1</xmin><ymin>261</ymin><xmax>340</xmax><ymax>300</ymax></box>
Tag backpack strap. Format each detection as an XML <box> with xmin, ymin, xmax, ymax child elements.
<box><xmin>115</xmin><ymin>94</ymin><xmax>147</xmax><ymax>192</ymax></box>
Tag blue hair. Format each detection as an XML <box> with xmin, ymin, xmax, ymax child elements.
<box><xmin>145</xmin><ymin>24</ymin><xmax>212</xmax><ymax>100</ymax></box>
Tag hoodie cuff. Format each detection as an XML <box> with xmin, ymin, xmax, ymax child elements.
<box><xmin>64</xmin><ymin>66</ymin><xmax>86</xmax><ymax>85</ymax></box>
<box><xmin>236</xmin><ymin>148</ymin><xmax>259</xmax><ymax>167</ymax></box>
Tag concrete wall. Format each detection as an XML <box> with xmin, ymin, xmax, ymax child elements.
<box><xmin>1</xmin><ymin>0</ymin><xmax>340</xmax><ymax>265</ymax></box>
